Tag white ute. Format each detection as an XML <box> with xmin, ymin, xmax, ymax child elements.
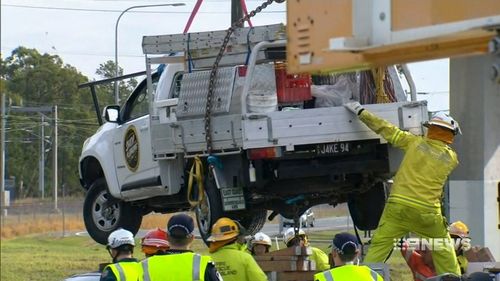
<box><xmin>79</xmin><ymin>24</ymin><xmax>428</xmax><ymax>244</ymax></box>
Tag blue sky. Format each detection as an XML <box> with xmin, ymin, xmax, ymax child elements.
<box><xmin>1</xmin><ymin>0</ymin><xmax>449</xmax><ymax>110</ymax></box>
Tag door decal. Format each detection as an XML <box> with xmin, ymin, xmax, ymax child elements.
<box><xmin>124</xmin><ymin>126</ymin><xmax>140</xmax><ymax>172</ymax></box>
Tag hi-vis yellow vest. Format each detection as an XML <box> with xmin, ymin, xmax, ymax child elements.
<box><xmin>359</xmin><ymin>110</ymin><xmax>458</xmax><ymax>211</ymax></box>
<box><xmin>105</xmin><ymin>261</ymin><xmax>143</xmax><ymax>281</ymax></box>
<box><xmin>141</xmin><ymin>252</ymin><xmax>211</xmax><ymax>281</ymax></box>
<box><xmin>314</xmin><ymin>265</ymin><xmax>383</xmax><ymax>281</ymax></box>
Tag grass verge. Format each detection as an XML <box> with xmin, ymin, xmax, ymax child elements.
<box><xmin>0</xmin><ymin>234</ymin><xmax>211</xmax><ymax>281</ymax></box>
<box><xmin>1</xmin><ymin>230</ymin><xmax>412</xmax><ymax>281</ymax></box>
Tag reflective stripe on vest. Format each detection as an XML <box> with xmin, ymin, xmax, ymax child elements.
<box><xmin>370</xmin><ymin>269</ymin><xmax>378</xmax><ymax>281</ymax></box>
<box><xmin>322</xmin><ymin>271</ymin><xmax>334</xmax><ymax>281</ymax></box>
<box><xmin>106</xmin><ymin>261</ymin><xmax>141</xmax><ymax>281</ymax></box>
<box><xmin>142</xmin><ymin>259</ymin><xmax>151</xmax><ymax>281</ymax></box>
<box><xmin>142</xmin><ymin>253</ymin><xmax>208</xmax><ymax>281</ymax></box>
<box><xmin>193</xmin><ymin>254</ymin><xmax>201</xmax><ymax>281</ymax></box>
<box><xmin>142</xmin><ymin>257</ymin><xmax>200</xmax><ymax>281</ymax></box>
<box><xmin>115</xmin><ymin>263</ymin><xmax>126</xmax><ymax>281</ymax></box>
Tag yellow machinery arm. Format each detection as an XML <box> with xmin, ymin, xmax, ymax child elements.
<box><xmin>286</xmin><ymin>0</ymin><xmax>500</xmax><ymax>73</ymax></box>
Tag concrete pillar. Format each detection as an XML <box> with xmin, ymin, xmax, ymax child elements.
<box><xmin>449</xmin><ymin>53</ymin><xmax>500</xmax><ymax>260</ymax></box>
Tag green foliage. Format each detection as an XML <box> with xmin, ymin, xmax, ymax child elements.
<box><xmin>1</xmin><ymin>47</ymin><xmax>139</xmax><ymax>197</ymax></box>
<box><xmin>95</xmin><ymin>60</ymin><xmax>139</xmax><ymax>105</ymax></box>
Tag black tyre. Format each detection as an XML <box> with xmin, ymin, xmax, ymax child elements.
<box><xmin>236</xmin><ymin>209</ymin><xmax>267</xmax><ymax>235</ymax></box>
<box><xmin>195</xmin><ymin>172</ymin><xmax>223</xmax><ymax>245</ymax></box>
<box><xmin>195</xmin><ymin>171</ymin><xmax>267</xmax><ymax>245</ymax></box>
<box><xmin>83</xmin><ymin>178</ymin><xmax>142</xmax><ymax>245</ymax></box>
<box><xmin>348</xmin><ymin>182</ymin><xmax>386</xmax><ymax>231</ymax></box>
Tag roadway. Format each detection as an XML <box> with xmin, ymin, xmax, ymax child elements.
<box><xmin>75</xmin><ymin>216</ymin><xmax>354</xmax><ymax>241</ymax></box>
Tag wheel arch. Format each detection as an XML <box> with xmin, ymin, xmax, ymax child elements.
<box><xmin>80</xmin><ymin>156</ymin><xmax>104</xmax><ymax>190</ymax></box>
<box><xmin>80</xmin><ymin>155</ymin><xmax>121</xmax><ymax>198</ymax></box>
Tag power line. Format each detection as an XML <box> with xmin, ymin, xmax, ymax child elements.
<box><xmin>1</xmin><ymin>4</ymin><xmax>285</xmax><ymax>14</ymax></box>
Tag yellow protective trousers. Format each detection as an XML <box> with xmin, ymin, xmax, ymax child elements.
<box><xmin>364</xmin><ymin>202</ymin><xmax>460</xmax><ymax>275</ymax></box>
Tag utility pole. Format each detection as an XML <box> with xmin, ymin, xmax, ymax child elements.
<box><xmin>39</xmin><ymin>115</ymin><xmax>45</xmax><ymax>199</ymax></box>
<box><xmin>52</xmin><ymin>105</ymin><xmax>58</xmax><ymax>211</ymax></box>
<box><xmin>8</xmin><ymin>106</ymin><xmax>52</xmax><ymax>200</ymax></box>
<box><xmin>1</xmin><ymin>93</ymin><xmax>6</xmax><ymax>217</ymax></box>
<box><xmin>231</xmin><ymin>0</ymin><xmax>244</xmax><ymax>27</ymax></box>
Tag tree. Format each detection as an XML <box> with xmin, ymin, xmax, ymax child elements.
<box><xmin>2</xmin><ymin>47</ymin><xmax>96</xmax><ymax>197</ymax></box>
<box><xmin>95</xmin><ymin>60</ymin><xmax>138</xmax><ymax>105</ymax></box>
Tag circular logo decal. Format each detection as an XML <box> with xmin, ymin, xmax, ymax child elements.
<box><xmin>124</xmin><ymin>126</ymin><xmax>139</xmax><ymax>172</ymax></box>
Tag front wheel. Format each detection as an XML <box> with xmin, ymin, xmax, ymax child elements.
<box><xmin>83</xmin><ymin>178</ymin><xmax>142</xmax><ymax>245</ymax></box>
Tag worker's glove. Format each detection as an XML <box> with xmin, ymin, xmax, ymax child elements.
<box><xmin>344</xmin><ymin>101</ymin><xmax>364</xmax><ymax>115</ymax></box>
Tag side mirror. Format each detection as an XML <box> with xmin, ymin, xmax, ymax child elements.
<box><xmin>103</xmin><ymin>105</ymin><xmax>120</xmax><ymax>123</ymax></box>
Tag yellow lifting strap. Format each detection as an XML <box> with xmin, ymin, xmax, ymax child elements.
<box><xmin>187</xmin><ymin>156</ymin><xmax>204</xmax><ymax>207</ymax></box>
<box><xmin>371</xmin><ymin>67</ymin><xmax>391</xmax><ymax>104</ymax></box>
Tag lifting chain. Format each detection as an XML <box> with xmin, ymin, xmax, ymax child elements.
<box><xmin>204</xmin><ymin>0</ymin><xmax>281</xmax><ymax>154</ymax></box>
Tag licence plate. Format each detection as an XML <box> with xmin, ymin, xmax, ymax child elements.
<box><xmin>316</xmin><ymin>141</ymin><xmax>353</xmax><ymax>156</ymax></box>
<box><xmin>221</xmin><ymin>187</ymin><xmax>246</xmax><ymax>211</ymax></box>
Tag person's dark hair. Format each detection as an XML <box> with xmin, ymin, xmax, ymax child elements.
<box><xmin>167</xmin><ymin>232</ymin><xmax>192</xmax><ymax>247</ymax></box>
<box><xmin>338</xmin><ymin>251</ymin><xmax>356</xmax><ymax>262</ymax></box>
<box><xmin>115</xmin><ymin>244</ymin><xmax>134</xmax><ymax>254</ymax></box>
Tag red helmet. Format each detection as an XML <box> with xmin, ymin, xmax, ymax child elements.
<box><xmin>141</xmin><ymin>228</ymin><xmax>169</xmax><ymax>248</ymax></box>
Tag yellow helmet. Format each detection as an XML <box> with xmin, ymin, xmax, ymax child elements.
<box><xmin>449</xmin><ymin>221</ymin><xmax>469</xmax><ymax>238</ymax></box>
<box><xmin>207</xmin><ymin>217</ymin><xmax>239</xmax><ymax>242</ymax></box>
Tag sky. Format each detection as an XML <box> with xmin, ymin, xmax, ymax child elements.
<box><xmin>1</xmin><ymin>0</ymin><xmax>449</xmax><ymax>111</ymax></box>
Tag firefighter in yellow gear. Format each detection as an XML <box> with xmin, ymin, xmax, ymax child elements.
<box><xmin>448</xmin><ymin>221</ymin><xmax>471</xmax><ymax>274</ymax></box>
<box><xmin>101</xmin><ymin>229</ymin><xmax>142</xmax><ymax>281</ymax></box>
<box><xmin>141</xmin><ymin>214</ymin><xmax>222</xmax><ymax>281</ymax></box>
<box><xmin>344</xmin><ymin>102</ymin><xmax>462</xmax><ymax>275</ymax></box>
<box><xmin>283</xmin><ymin>227</ymin><xmax>331</xmax><ymax>271</ymax></box>
<box><xmin>315</xmin><ymin>232</ymin><xmax>383</xmax><ymax>281</ymax></box>
<box><xmin>208</xmin><ymin>217</ymin><xmax>268</xmax><ymax>281</ymax></box>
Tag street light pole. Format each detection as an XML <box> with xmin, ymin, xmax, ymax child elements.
<box><xmin>114</xmin><ymin>2</ymin><xmax>185</xmax><ymax>104</ymax></box>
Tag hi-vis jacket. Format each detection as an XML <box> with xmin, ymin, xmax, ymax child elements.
<box><xmin>359</xmin><ymin>110</ymin><xmax>459</xmax><ymax>211</ymax></box>
<box><xmin>310</xmin><ymin>247</ymin><xmax>331</xmax><ymax>271</ymax></box>
<box><xmin>210</xmin><ymin>243</ymin><xmax>267</xmax><ymax>281</ymax></box>
<box><xmin>102</xmin><ymin>259</ymin><xmax>142</xmax><ymax>281</ymax></box>
<box><xmin>314</xmin><ymin>264</ymin><xmax>383</xmax><ymax>281</ymax></box>
<box><xmin>141</xmin><ymin>252</ymin><xmax>211</xmax><ymax>281</ymax></box>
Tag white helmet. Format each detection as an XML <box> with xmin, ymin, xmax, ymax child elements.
<box><xmin>107</xmin><ymin>228</ymin><xmax>135</xmax><ymax>249</ymax></box>
<box><xmin>283</xmin><ymin>227</ymin><xmax>305</xmax><ymax>245</ymax></box>
<box><xmin>251</xmin><ymin>232</ymin><xmax>272</xmax><ymax>247</ymax></box>
<box><xmin>424</xmin><ymin>112</ymin><xmax>462</xmax><ymax>135</ymax></box>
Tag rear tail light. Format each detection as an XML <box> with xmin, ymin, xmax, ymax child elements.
<box><xmin>247</xmin><ymin>147</ymin><xmax>282</xmax><ymax>160</ymax></box>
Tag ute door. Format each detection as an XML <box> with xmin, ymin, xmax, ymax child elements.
<box><xmin>113</xmin><ymin>77</ymin><xmax>160</xmax><ymax>193</ymax></box>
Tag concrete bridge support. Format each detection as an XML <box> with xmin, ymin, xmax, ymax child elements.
<box><xmin>449</xmin><ymin>53</ymin><xmax>500</xmax><ymax>260</ymax></box>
